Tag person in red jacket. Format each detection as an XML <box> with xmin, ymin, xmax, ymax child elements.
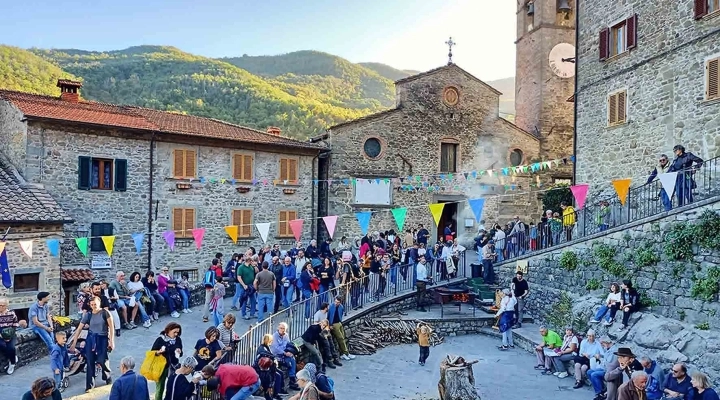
<box><xmin>203</xmin><ymin>364</ymin><xmax>260</xmax><ymax>400</ymax></box>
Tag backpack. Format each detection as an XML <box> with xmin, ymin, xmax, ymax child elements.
<box><xmin>318</xmin><ymin>372</ymin><xmax>335</xmax><ymax>392</ymax></box>
<box><xmin>203</xmin><ymin>270</ymin><xmax>216</xmax><ymax>288</ymax></box>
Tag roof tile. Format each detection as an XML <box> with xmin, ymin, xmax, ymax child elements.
<box><xmin>61</xmin><ymin>268</ymin><xmax>95</xmax><ymax>282</ymax></box>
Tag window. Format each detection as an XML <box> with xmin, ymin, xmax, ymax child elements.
<box><xmin>608</xmin><ymin>90</ymin><xmax>627</xmax><ymax>126</ymax></box>
<box><xmin>233</xmin><ymin>154</ymin><xmax>253</xmax><ymax>182</ymax></box>
<box><xmin>173</xmin><ymin>269</ymin><xmax>199</xmax><ymax>282</ymax></box>
<box><xmin>173</xmin><ymin>149</ymin><xmax>197</xmax><ymax>178</ymax></box>
<box><xmin>363</xmin><ymin>138</ymin><xmax>382</xmax><ymax>159</ymax></box>
<box><xmin>77</xmin><ymin>157</ymin><xmax>127</xmax><ymax>191</ymax></box>
<box><xmin>711</xmin><ymin>0</ymin><xmax>720</xmax><ymax>13</ymax></box>
<box><xmin>172</xmin><ymin>208</ymin><xmax>196</xmax><ymax>238</ymax></box>
<box><xmin>232</xmin><ymin>209</ymin><xmax>253</xmax><ymax>238</ymax></box>
<box><xmin>509</xmin><ymin>149</ymin><xmax>524</xmax><ymax>166</ymax></box>
<box><xmin>278</xmin><ymin>210</ymin><xmax>297</xmax><ymax>237</ymax></box>
<box><xmin>279</xmin><ymin>158</ymin><xmax>298</xmax><ymax>182</ymax></box>
<box><xmin>599</xmin><ymin>14</ymin><xmax>637</xmax><ymax>61</ymax></box>
<box><xmin>706</xmin><ymin>56</ymin><xmax>719</xmax><ymax>101</ymax></box>
<box><xmin>440</xmin><ymin>142</ymin><xmax>459</xmax><ymax>172</ymax></box>
<box><xmin>696</xmin><ymin>0</ymin><xmax>720</xmax><ymax>19</ymax></box>
<box><xmin>90</xmin><ymin>223</ymin><xmax>114</xmax><ymax>252</ymax></box>
<box><xmin>553</xmin><ymin>178</ymin><xmax>573</xmax><ymax>186</ymax></box>
<box><xmin>14</xmin><ymin>273</ymin><xmax>40</xmax><ymax>292</ymax></box>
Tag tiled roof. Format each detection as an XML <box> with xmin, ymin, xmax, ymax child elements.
<box><xmin>0</xmin><ymin>90</ymin><xmax>324</xmax><ymax>151</ymax></box>
<box><xmin>394</xmin><ymin>63</ymin><xmax>502</xmax><ymax>96</ymax></box>
<box><xmin>0</xmin><ymin>154</ymin><xmax>72</xmax><ymax>224</ymax></box>
<box><xmin>61</xmin><ymin>268</ymin><xmax>95</xmax><ymax>282</ymax></box>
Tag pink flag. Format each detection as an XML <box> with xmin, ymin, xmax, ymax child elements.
<box><xmin>191</xmin><ymin>228</ymin><xmax>205</xmax><ymax>250</ymax></box>
<box><xmin>322</xmin><ymin>216</ymin><xmax>338</xmax><ymax>239</ymax></box>
<box><xmin>289</xmin><ymin>219</ymin><xmax>304</xmax><ymax>241</ymax></box>
<box><xmin>162</xmin><ymin>230</ymin><xmax>176</xmax><ymax>251</ymax></box>
<box><xmin>570</xmin><ymin>184</ymin><xmax>590</xmax><ymax>210</ymax></box>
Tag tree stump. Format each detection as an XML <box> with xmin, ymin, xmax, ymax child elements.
<box><xmin>438</xmin><ymin>355</ymin><xmax>480</xmax><ymax>400</ymax></box>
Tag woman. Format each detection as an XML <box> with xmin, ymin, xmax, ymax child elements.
<box><xmin>690</xmin><ymin>371</ymin><xmax>720</xmax><ymax>400</ymax></box>
<box><xmin>141</xmin><ymin>271</ymin><xmax>163</xmax><ymax>320</ymax></box>
<box><xmin>158</xmin><ymin>267</ymin><xmax>180</xmax><ymax>318</ymax></box>
<box><xmin>572</xmin><ymin>329</ymin><xmax>602</xmax><ymax>388</ymax></box>
<box><xmin>209</xmin><ymin>275</ymin><xmax>225</xmax><ymax>326</ymax></box>
<box><xmin>216</xmin><ymin>313</ymin><xmax>236</xmax><ymax>350</ymax></box>
<box><xmin>350</xmin><ymin>237</ymin><xmax>361</xmax><ymax>260</ymax></box>
<box><xmin>590</xmin><ymin>283</ymin><xmax>622</xmax><ymax>325</ymax></box>
<box><xmin>390</xmin><ymin>243</ymin><xmax>402</xmax><ymax>286</ymax></box>
<box><xmin>544</xmin><ymin>326</ymin><xmax>578</xmax><ymax>377</ymax></box>
<box><xmin>193</xmin><ymin>326</ymin><xmax>223</xmax><ymax>372</ymax></box>
<box><xmin>450</xmin><ymin>241</ymin><xmax>465</xmax><ymax>279</ymax></box>
<box><xmin>317</xmin><ymin>257</ymin><xmax>335</xmax><ymax>304</ymax></box>
<box><xmin>75</xmin><ymin>282</ymin><xmax>91</xmax><ymax>317</ymax></box>
<box><xmin>255</xmin><ymin>334</ymin><xmax>284</xmax><ymax>400</ymax></box>
<box><xmin>300</xmin><ymin>262</ymin><xmax>317</xmax><ymax>319</ymax></box>
<box><xmin>618</xmin><ymin>279</ymin><xmax>639</xmax><ymax>331</ymax></box>
<box><xmin>151</xmin><ymin>322</ymin><xmax>184</xmax><ymax>400</ymax></box>
<box><xmin>69</xmin><ymin>295</ymin><xmax>114</xmax><ymax>392</ymax></box>
<box><xmin>127</xmin><ymin>272</ymin><xmax>152</xmax><ymax>328</ymax></box>
<box><xmin>668</xmin><ymin>144</ymin><xmax>704</xmax><ymax>206</ymax></box>
<box><xmin>21</xmin><ymin>377</ymin><xmax>62</xmax><ymax>400</ymax></box>
<box><xmin>164</xmin><ymin>356</ymin><xmax>201</xmax><ymax>400</ymax></box>
<box><xmin>596</xmin><ymin>201</ymin><xmax>611</xmax><ymax>232</ymax></box>
<box><xmin>336</xmin><ymin>237</ymin><xmax>350</xmax><ymax>253</ymax></box>
<box><xmin>294</xmin><ymin>368</ymin><xmax>319</xmax><ymax>400</ymax></box>
<box><xmin>496</xmin><ymin>288</ymin><xmax>516</xmax><ymax>350</ymax></box>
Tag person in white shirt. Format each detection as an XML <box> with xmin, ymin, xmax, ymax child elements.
<box><xmin>415</xmin><ymin>255</ymin><xmax>430</xmax><ymax>312</ymax></box>
<box><xmin>294</xmin><ymin>250</ymin><xmax>310</xmax><ymax>302</ymax></box>
<box><xmin>493</xmin><ymin>227</ymin><xmax>506</xmax><ymax>262</ymax></box>
<box><xmin>481</xmin><ymin>240</ymin><xmax>496</xmax><ymax>284</ymax></box>
<box><xmin>449</xmin><ymin>242</ymin><xmax>466</xmax><ymax>278</ymax></box>
<box><xmin>589</xmin><ymin>283</ymin><xmax>622</xmax><ymax>326</ymax></box>
<box><xmin>496</xmin><ymin>288</ymin><xmax>517</xmax><ymax>350</ymax></box>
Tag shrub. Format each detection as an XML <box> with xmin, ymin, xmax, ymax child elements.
<box><xmin>585</xmin><ymin>278</ymin><xmax>602</xmax><ymax>291</ymax></box>
<box><xmin>559</xmin><ymin>251</ymin><xmax>578</xmax><ymax>271</ymax></box>
<box><xmin>594</xmin><ymin>244</ymin><xmax>628</xmax><ymax>278</ymax></box>
<box><xmin>691</xmin><ymin>267</ymin><xmax>720</xmax><ymax>302</ymax></box>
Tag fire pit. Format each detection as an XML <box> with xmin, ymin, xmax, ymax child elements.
<box><xmin>432</xmin><ymin>286</ymin><xmax>476</xmax><ymax>318</ymax></box>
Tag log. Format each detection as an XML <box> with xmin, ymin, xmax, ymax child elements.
<box><xmin>438</xmin><ymin>355</ymin><xmax>480</xmax><ymax>400</ymax></box>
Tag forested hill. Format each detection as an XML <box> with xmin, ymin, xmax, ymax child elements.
<box><xmin>0</xmin><ymin>45</ymin><xmax>79</xmax><ymax>96</ymax></box>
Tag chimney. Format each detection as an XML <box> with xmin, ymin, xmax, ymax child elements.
<box><xmin>57</xmin><ymin>79</ymin><xmax>83</xmax><ymax>103</ymax></box>
<box><xmin>267</xmin><ymin>127</ymin><xmax>282</xmax><ymax>136</ymax></box>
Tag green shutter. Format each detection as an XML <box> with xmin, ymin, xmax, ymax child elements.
<box><xmin>114</xmin><ymin>159</ymin><xmax>128</xmax><ymax>191</ymax></box>
<box><xmin>78</xmin><ymin>156</ymin><xmax>92</xmax><ymax>190</ymax></box>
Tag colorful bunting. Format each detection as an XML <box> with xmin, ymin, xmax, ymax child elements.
<box><xmin>658</xmin><ymin>172</ymin><xmax>678</xmax><ymax>198</ymax></box>
<box><xmin>355</xmin><ymin>211</ymin><xmax>372</xmax><ymax>235</ymax></box>
<box><xmin>131</xmin><ymin>233</ymin><xmax>145</xmax><ymax>255</ymax></box>
<box><xmin>612</xmin><ymin>179</ymin><xmax>632</xmax><ymax>206</ymax></box>
<box><xmin>162</xmin><ymin>230</ymin><xmax>176</xmax><ymax>251</ymax></box>
<box><xmin>0</xmin><ymin>244</ymin><xmax>9</xmax><ymax>289</ymax></box>
<box><xmin>322</xmin><ymin>216</ymin><xmax>338</xmax><ymax>239</ymax></box>
<box><xmin>391</xmin><ymin>208</ymin><xmax>408</xmax><ymax>232</ymax></box>
<box><xmin>256</xmin><ymin>223</ymin><xmax>271</xmax><ymax>243</ymax></box>
<box><xmin>289</xmin><ymin>219</ymin><xmax>304</xmax><ymax>241</ymax></box>
<box><xmin>101</xmin><ymin>236</ymin><xmax>115</xmax><ymax>257</ymax></box>
<box><xmin>191</xmin><ymin>228</ymin><xmax>205</xmax><ymax>250</ymax></box>
<box><xmin>75</xmin><ymin>237</ymin><xmax>89</xmax><ymax>257</ymax></box>
<box><xmin>47</xmin><ymin>239</ymin><xmax>60</xmax><ymax>257</ymax></box>
<box><xmin>428</xmin><ymin>203</ymin><xmax>445</xmax><ymax>227</ymax></box>
<box><xmin>468</xmin><ymin>198</ymin><xmax>486</xmax><ymax>222</ymax></box>
<box><xmin>19</xmin><ymin>240</ymin><xmax>33</xmax><ymax>258</ymax></box>
<box><xmin>570</xmin><ymin>184</ymin><xmax>590</xmax><ymax>210</ymax></box>
<box><xmin>224</xmin><ymin>226</ymin><xmax>239</xmax><ymax>244</ymax></box>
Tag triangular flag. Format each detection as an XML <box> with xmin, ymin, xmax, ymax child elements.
<box><xmin>225</xmin><ymin>226</ymin><xmax>239</xmax><ymax>244</ymax></box>
<box><xmin>428</xmin><ymin>203</ymin><xmax>445</xmax><ymax>227</ymax></box>
<box><xmin>0</xmin><ymin>243</ymin><xmax>9</xmax><ymax>289</ymax></box>
<box><xmin>355</xmin><ymin>211</ymin><xmax>372</xmax><ymax>235</ymax></box>
<box><xmin>570</xmin><ymin>184</ymin><xmax>590</xmax><ymax>210</ymax></box>
<box><xmin>612</xmin><ymin>179</ymin><xmax>632</xmax><ymax>206</ymax></box>
<box><xmin>289</xmin><ymin>219</ymin><xmax>304</xmax><ymax>241</ymax></box>
<box><xmin>468</xmin><ymin>198</ymin><xmax>486</xmax><ymax>222</ymax></box>
<box><xmin>162</xmin><ymin>230</ymin><xmax>176</xmax><ymax>251</ymax></box>
<box><xmin>19</xmin><ymin>240</ymin><xmax>33</xmax><ymax>258</ymax></box>
<box><xmin>192</xmin><ymin>228</ymin><xmax>205</xmax><ymax>250</ymax></box>
<box><xmin>101</xmin><ymin>236</ymin><xmax>115</xmax><ymax>257</ymax></box>
<box><xmin>75</xmin><ymin>237</ymin><xmax>88</xmax><ymax>257</ymax></box>
<box><xmin>322</xmin><ymin>216</ymin><xmax>338</xmax><ymax>239</ymax></box>
<box><xmin>658</xmin><ymin>172</ymin><xmax>678</xmax><ymax>198</ymax></box>
<box><xmin>391</xmin><ymin>208</ymin><xmax>408</xmax><ymax>232</ymax></box>
<box><xmin>46</xmin><ymin>239</ymin><xmax>60</xmax><ymax>257</ymax></box>
<box><xmin>131</xmin><ymin>233</ymin><xmax>145</xmax><ymax>255</ymax></box>
<box><xmin>256</xmin><ymin>223</ymin><xmax>271</xmax><ymax>243</ymax></box>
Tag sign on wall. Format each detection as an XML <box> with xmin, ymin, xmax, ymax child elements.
<box><xmin>91</xmin><ymin>254</ymin><xmax>112</xmax><ymax>270</ymax></box>
<box><xmin>354</xmin><ymin>179</ymin><xmax>392</xmax><ymax>206</ymax></box>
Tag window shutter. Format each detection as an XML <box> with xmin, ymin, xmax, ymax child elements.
<box><xmin>114</xmin><ymin>159</ymin><xmax>128</xmax><ymax>192</ymax></box>
<box><xmin>241</xmin><ymin>209</ymin><xmax>252</xmax><ymax>237</ymax></box>
<box><xmin>608</xmin><ymin>94</ymin><xmax>617</xmax><ymax>125</ymax></box>
<box><xmin>243</xmin><ymin>155</ymin><xmax>253</xmax><ymax>181</ymax></box>
<box><xmin>626</xmin><ymin>14</ymin><xmax>638</xmax><ymax>50</ymax></box>
<box><xmin>289</xmin><ymin>159</ymin><xmax>298</xmax><ymax>182</ymax></box>
<box><xmin>232</xmin><ymin>209</ymin><xmax>241</xmax><ymax>226</ymax></box>
<box><xmin>184</xmin><ymin>209</ymin><xmax>195</xmax><ymax>238</ymax></box>
<box><xmin>185</xmin><ymin>151</ymin><xmax>197</xmax><ymax>178</ymax></box>
<box><xmin>78</xmin><ymin>156</ymin><xmax>92</xmax><ymax>190</ymax></box>
<box><xmin>695</xmin><ymin>0</ymin><xmax>709</xmax><ymax>19</ymax></box>
<box><xmin>708</xmin><ymin>58</ymin><xmax>719</xmax><ymax>100</ymax></box>
<box><xmin>289</xmin><ymin>211</ymin><xmax>297</xmax><ymax>222</ymax></box>
<box><xmin>279</xmin><ymin>211</ymin><xmax>287</xmax><ymax>236</ymax></box>
<box><xmin>233</xmin><ymin>155</ymin><xmax>243</xmax><ymax>180</ymax></box>
<box><xmin>599</xmin><ymin>28</ymin><xmax>610</xmax><ymax>61</ymax></box>
<box><xmin>173</xmin><ymin>150</ymin><xmax>184</xmax><ymax>177</ymax></box>
<box><xmin>172</xmin><ymin>208</ymin><xmax>184</xmax><ymax>235</ymax></box>
<box><xmin>617</xmin><ymin>91</ymin><xmax>626</xmax><ymax>123</ymax></box>
<box><xmin>280</xmin><ymin>159</ymin><xmax>288</xmax><ymax>181</ymax></box>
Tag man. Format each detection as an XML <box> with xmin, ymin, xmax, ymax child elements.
<box><xmin>29</xmin><ymin>291</ymin><xmax>54</xmax><ymax>350</ymax></box>
<box><xmin>662</xmin><ymin>363</ymin><xmax>692</xmax><ymax>399</ymax></box>
<box><xmin>415</xmin><ymin>255</ymin><xmax>430</xmax><ymax>312</ymax></box>
<box><xmin>254</xmin><ymin>261</ymin><xmax>276</xmax><ymax>323</ymax></box>
<box><xmin>605</xmin><ymin>347</ymin><xmax>644</xmax><ymax>400</ymax></box>
<box><xmin>320</xmin><ymin>238</ymin><xmax>334</xmax><ymax>258</ymax></box>
<box><xmin>639</xmin><ymin>356</ymin><xmax>665</xmax><ymax>399</ymax></box>
<box><xmin>312</xmin><ymin>303</ymin><xmax>342</xmax><ymax>367</ymax></box>
<box><xmin>328</xmin><ymin>296</ymin><xmax>356</xmax><ymax>361</ymax></box>
<box><xmin>281</xmin><ymin>257</ymin><xmax>296</xmax><ymax>309</ymax></box>
<box><xmin>482</xmin><ymin>239</ymin><xmax>496</xmax><ymax>284</ymax></box>
<box><xmin>269</xmin><ymin>322</ymin><xmax>301</xmax><ymax>391</ymax></box>
<box><xmin>588</xmin><ymin>336</ymin><xmax>617</xmax><ymax>400</ymax></box>
<box><xmin>109</xmin><ymin>356</ymin><xmax>149</xmax><ymax>400</ymax></box>
<box><xmin>109</xmin><ymin>271</ymin><xmax>136</xmax><ymax>330</ymax></box>
<box><xmin>493</xmin><ymin>228</ymin><xmax>506</xmax><ymax>262</ymax></box>
<box><xmin>618</xmin><ymin>370</ymin><xmax>648</xmax><ymax>400</ymax></box>
<box><xmin>236</xmin><ymin>256</ymin><xmax>258</xmax><ymax>320</ymax></box>
<box><xmin>646</xmin><ymin>154</ymin><xmax>673</xmax><ymax>211</ymax></box>
<box><xmin>533</xmin><ymin>326</ymin><xmax>563</xmax><ymax>373</ymax></box>
<box><xmin>269</xmin><ymin>256</ymin><xmax>285</xmax><ymax>314</ymax></box>
<box><xmin>416</xmin><ymin>224</ymin><xmax>430</xmax><ymax>246</ymax></box>
<box><xmin>203</xmin><ymin>363</ymin><xmax>261</xmax><ymax>400</ymax></box>
<box><xmin>293</xmin><ymin>249</ymin><xmax>309</xmax><ymax>302</ymax></box>
<box><xmin>305</xmin><ymin>240</ymin><xmax>320</xmax><ymax>260</ymax></box>
<box><xmin>560</xmin><ymin>201</ymin><xmax>576</xmax><ymax>242</ymax></box>
<box><xmin>98</xmin><ymin>280</ymin><xmax>123</xmax><ymax>337</ymax></box>
<box><xmin>668</xmin><ymin>144</ymin><xmax>703</xmax><ymax>206</ymax></box>
<box><xmin>508</xmin><ymin>216</ymin><xmax>527</xmax><ymax>257</ymax></box>
<box><xmin>0</xmin><ymin>297</ymin><xmax>24</xmax><ymax>374</ymax></box>
<box><xmin>511</xmin><ymin>271</ymin><xmax>529</xmax><ymax>328</ymax></box>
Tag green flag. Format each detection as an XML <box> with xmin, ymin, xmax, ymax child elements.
<box><xmin>391</xmin><ymin>208</ymin><xmax>408</xmax><ymax>232</ymax></box>
<box><xmin>75</xmin><ymin>237</ymin><xmax>88</xmax><ymax>257</ymax></box>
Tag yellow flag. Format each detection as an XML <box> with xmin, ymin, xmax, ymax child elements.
<box><xmin>101</xmin><ymin>236</ymin><xmax>115</xmax><ymax>257</ymax></box>
<box><xmin>225</xmin><ymin>226</ymin><xmax>239</xmax><ymax>244</ymax></box>
<box><xmin>428</xmin><ymin>203</ymin><xmax>445</xmax><ymax>227</ymax></box>
<box><xmin>612</xmin><ymin>178</ymin><xmax>632</xmax><ymax>206</ymax></box>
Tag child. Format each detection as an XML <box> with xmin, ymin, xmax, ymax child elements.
<box><xmin>529</xmin><ymin>222</ymin><xmax>538</xmax><ymax>251</ymax></box>
<box><xmin>177</xmin><ymin>272</ymin><xmax>192</xmax><ymax>313</ymax></box>
<box><xmin>50</xmin><ymin>331</ymin><xmax>70</xmax><ymax>391</ymax></box>
<box><xmin>209</xmin><ymin>275</ymin><xmax>226</xmax><ymax>326</ymax></box>
<box><xmin>416</xmin><ymin>322</ymin><xmax>432</xmax><ymax>366</ymax></box>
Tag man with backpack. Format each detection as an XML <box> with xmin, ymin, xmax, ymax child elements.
<box><xmin>202</xmin><ymin>258</ymin><xmax>222</xmax><ymax>323</ymax></box>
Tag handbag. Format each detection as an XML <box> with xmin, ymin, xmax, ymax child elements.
<box><xmin>140</xmin><ymin>350</ymin><xmax>167</xmax><ymax>382</ymax></box>
<box><xmin>573</xmin><ymin>355</ymin><xmax>590</xmax><ymax>366</ymax></box>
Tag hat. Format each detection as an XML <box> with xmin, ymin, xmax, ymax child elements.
<box><xmin>37</xmin><ymin>291</ymin><xmax>50</xmax><ymax>301</ymax></box>
<box><xmin>614</xmin><ymin>347</ymin><xmax>636</xmax><ymax>358</ymax></box>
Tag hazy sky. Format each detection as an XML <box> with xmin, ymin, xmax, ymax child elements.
<box><xmin>1</xmin><ymin>0</ymin><xmax>517</xmax><ymax>81</ymax></box>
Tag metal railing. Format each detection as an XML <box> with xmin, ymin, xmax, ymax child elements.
<box><xmin>492</xmin><ymin>156</ymin><xmax>719</xmax><ymax>262</ymax></box>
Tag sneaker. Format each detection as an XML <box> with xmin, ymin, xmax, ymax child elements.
<box><xmin>574</xmin><ymin>381</ymin><xmax>583</xmax><ymax>389</ymax></box>
<box><xmin>553</xmin><ymin>371</ymin><xmax>561</xmax><ymax>376</ymax></box>
<box><xmin>534</xmin><ymin>365</ymin><xmax>545</xmax><ymax>370</ymax></box>
<box><xmin>542</xmin><ymin>369</ymin><xmax>554</xmax><ymax>375</ymax></box>
<box><xmin>243</xmin><ymin>315</ymin><xmax>250</xmax><ymax>320</ymax></box>
<box><xmin>617</xmin><ymin>325</ymin><xmax>626</xmax><ymax>332</ymax></box>
<box><xmin>341</xmin><ymin>354</ymin><xmax>350</xmax><ymax>361</ymax></box>
<box><xmin>123</xmin><ymin>323</ymin><xmax>133</xmax><ymax>330</ymax></box>
<box><xmin>590</xmin><ymin>319</ymin><xmax>601</xmax><ymax>323</ymax></box>
<box><xmin>7</xmin><ymin>363</ymin><xmax>15</xmax><ymax>374</ymax></box>
<box><xmin>182</xmin><ymin>309</ymin><xmax>189</xmax><ymax>314</ymax></box>
<box><xmin>231</xmin><ymin>306</ymin><xmax>238</xmax><ymax>311</ymax></box>
<box><xmin>171</xmin><ymin>311</ymin><xmax>180</xmax><ymax>318</ymax></box>
<box><xmin>129</xmin><ymin>322</ymin><xmax>137</xmax><ymax>328</ymax></box>
<box><xmin>419</xmin><ymin>361</ymin><xmax>425</xmax><ymax>366</ymax></box>
<box><xmin>348</xmin><ymin>354</ymin><xmax>356</xmax><ymax>359</ymax></box>
<box><xmin>558</xmin><ymin>372</ymin><xmax>569</xmax><ymax>378</ymax></box>
<box><xmin>603</xmin><ymin>320</ymin><xmax>613</xmax><ymax>326</ymax></box>
<box><xmin>143</xmin><ymin>320</ymin><xmax>152</xmax><ymax>328</ymax></box>
<box><xmin>187</xmin><ymin>308</ymin><xmax>193</xmax><ymax>313</ymax></box>
<box><xmin>202</xmin><ymin>317</ymin><xmax>209</xmax><ymax>322</ymax></box>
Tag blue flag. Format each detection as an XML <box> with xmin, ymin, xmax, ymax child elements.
<box><xmin>0</xmin><ymin>245</ymin><xmax>10</xmax><ymax>289</ymax></box>
<box><xmin>46</xmin><ymin>239</ymin><xmax>60</xmax><ymax>257</ymax></box>
<box><xmin>132</xmin><ymin>233</ymin><xmax>145</xmax><ymax>255</ymax></box>
<box><xmin>355</xmin><ymin>211</ymin><xmax>372</xmax><ymax>235</ymax></box>
<box><xmin>468</xmin><ymin>198</ymin><xmax>486</xmax><ymax>222</ymax></box>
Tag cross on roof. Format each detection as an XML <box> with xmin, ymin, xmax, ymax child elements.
<box><xmin>445</xmin><ymin>37</ymin><xmax>456</xmax><ymax>65</ymax></box>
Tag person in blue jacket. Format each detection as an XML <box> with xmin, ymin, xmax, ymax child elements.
<box><xmin>109</xmin><ymin>356</ymin><xmax>149</xmax><ymax>400</ymax></box>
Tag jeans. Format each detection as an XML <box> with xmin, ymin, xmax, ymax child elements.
<box><xmin>232</xmin><ymin>283</ymin><xmax>243</xmax><ymax>309</ymax></box>
<box><xmin>482</xmin><ymin>259</ymin><xmax>494</xmax><ymax>284</ymax></box>
<box><xmin>390</xmin><ymin>265</ymin><xmax>398</xmax><ymax>287</ymax></box>
<box><xmin>54</xmin><ymin>370</ymin><xmax>63</xmax><ymax>388</ymax></box>
<box><xmin>132</xmin><ymin>292</ymin><xmax>151</xmax><ymax>322</ymax></box>
<box><xmin>588</xmin><ymin>368</ymin><xmax>606</xmax><ymax>394</ymax></box>
<box><xmin>495</xmin><ymin>249</ymin><xmax>504</xmax><ymax>262</ymax></box>
<box><xmin>599</xmin><ymin>224</ymin><xmax>609</xmax><ymax>232</ymax></box>
<box><xmin>593</xmin><ymin>304</ymin><xmax>619</xmax><ymax>322</ymax></box>
<box><xmin>660</xmin><ymin>188</ymin><xmax>672</xmax><ymax>211</ymax></box>
<box><xmin>419</xmin><ymin>346</ymin><xmax>430</xmax><ymax>363</ymax></box>
<box><xmin>213</xmin><ymin>308</ymin><xmax>224</xmax><ymax>326</ymax></box>
<box><xmin>160</xmin><ymin>291</ymin><xmax>175</xmax><ymax>313</ymax></box>
<box><xmin>277</xmin><ymin>354</ymin><xmax>297</xmax><ymax>378</ymax></box>
<box><xmin>256</xmin><ymin>293</ymin><xmax>274</xmax><ymax>322</ymax></box>
<box><xmin>0</xmin><ymin>337</ymin><xmax>17</xmax><ymax>365</ymax></box>
<box><xmin>178</xmin><ymin>288</ymin><xmax>190</xmax><ymax>310</ymax></box>
<box><xmin>552</xmin><ymin>353</ymin><xmax>575</xmax><ymax>373</ymax></box>
<box><xmin>502</xmin><ymin>329</ymin><xmax>514</xmax><ymax>346</ymax></box>
<box><xmin>282</xmin><ymin>284</ymin><xmax>294</xmax><ymax>308</ymax></box>
<box><xmin>552</xmin><ymin>231</ymin><xmax>561</xmax><ymax>246</ymax></box>
<box><xmin>32</xmin><ymin>326</ymin><xmax>54</xmax><ymax>350</ymax></box>
<box><xmin>302</xmin><ymin>340</ymin><xmax>324</xmax><ymax>367</ymax></box>
<box><xmin>238</xmin><ymin>287</ymin><xmax>257</xmax><ymax>318</ymax></box>
<box><xmin>302</xmin><ymin>289</ymin><xmax>313</xmax><ymax>318</ymax></box>
<box><xmin>146</xmin><ymin>290</ymin><xmax>164</xmax><ymax>315</ymax></box>
<box><xmin>226</xmin><ymin>380</ymin><xmax>261</xmax><ymax>400</ymax></box>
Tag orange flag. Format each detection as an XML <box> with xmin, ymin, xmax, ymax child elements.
<box><xmin>612</xmin><ymin>178</ymin><xmax>632</xmax><ymax>206</ymax></box>
<box><xmin>224</xmin><ymin>226</ymin><xmax>239</xmax><ymax>244</ymax></box>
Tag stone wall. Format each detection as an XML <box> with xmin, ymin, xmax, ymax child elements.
<box><xmin>0</xmin><ymin>101</ymin><xmax>28</xmax><ymax>175</ymax></box>
<box><xmin>575</xmin><ymin>0</ymin><xmax>720</xmax><ymax>193</ymax></box>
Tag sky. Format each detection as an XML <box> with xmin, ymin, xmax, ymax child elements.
<box><xmin>0</xmin><ymin>0</ymin><xmax>517</xmax><ymax>81</ymax></box>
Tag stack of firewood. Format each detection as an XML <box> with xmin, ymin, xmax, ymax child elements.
<box><xmin>347</xmin><ymin>318</ymin><xmax>443</xmax><ymax>355</ymax></box>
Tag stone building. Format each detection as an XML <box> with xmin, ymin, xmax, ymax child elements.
<box><xmin>574</xmin><ymin>0</ymin><xmax>720</xmax><ymax>191</ymax></box>
<box><xmin>0</xmin><ymin>152</ymin><xmax>72</xmax><ymax>318</ymax></box>
<box><xmin>0</xmin><ymin>80</ymin><xmax>325</xmax><ymax>282</ymax></box>
<box><xmin>319</xmin><ymin>64</ymin><xmax>544</xmax><ymax>242</ymax></box>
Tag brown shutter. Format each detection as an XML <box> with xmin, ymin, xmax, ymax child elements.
<box><xmin>708</xmin><ymin>58</ymin><xmax>719</xmax><ymax>100</ymax></box>
<box><xmin>233</xmin><ymin>155</ymin><xmax>242</xmax><ymax>180</ymax></box>
<box><xmin>626</xmin><ymin>14</ymin><xmax>637</xmax><ymax>50</ymax></box>
<box><xmin>617</xmin><ymin>91</ymin><xmax>626</xmax><ymax>123</ymax></box>
<box><xmin>280</xmin><ymin>159</ymin><xmax>288</xmax><ymax>181</ymax></box>
<box><xmin>243</xmin><ymin>155</ymin><xmax>253</xmax><ymax>181</ymax></box>
<box><xmin>184</xmin><ymin>209</ymin><xmax>195</xmax><ymax>237</ymax></box>
<box><xmin>172</xmin><ymin>208</ymin><xmax>184</xmax><ymax>234</ymax></box>
<box><xmin>608</xmin><ymin>94</ymin><xmax>617</xmax><ymax>125</ymax></box>
<box><xmin>241</xmin><ymin>209</ymin><xmax>252</xmax><ymax>237</ymax></box>
<box><xmin>695</xmin><ymin>0</ymin><xmax>709</xmax><ymax>19</ymax></box>
<box><xmin>232</xmin><ymin>209</ymin><xmax>241</xmax><ymax>226</ymax></box>
<box><xmin>289</xmin><ymin>159</ymin><xmax>298</xmax><ymax>181</ymax></box>
<box><xmin>289</xmin><ymin>211</ymin><xmax>297</xmax><ymax>221</ymax></box>
<box><xmin>278</xmin><ymin>211</ymin><xmax>287</xmax><ymax>236</ymax></box>
<box><xmin>185</xmin><ymin>150</ymin><xmax>196</xmax><ymax>178</ymax></box>
<box><xmin>599</xmin><ymin>28</ymin><xmax>610</xmax><ymax>61</ymax></box>
<box><xmin>173</xmin><ymin>150</ymin><xmax>184</xmax><ymax>177</ymax></box>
